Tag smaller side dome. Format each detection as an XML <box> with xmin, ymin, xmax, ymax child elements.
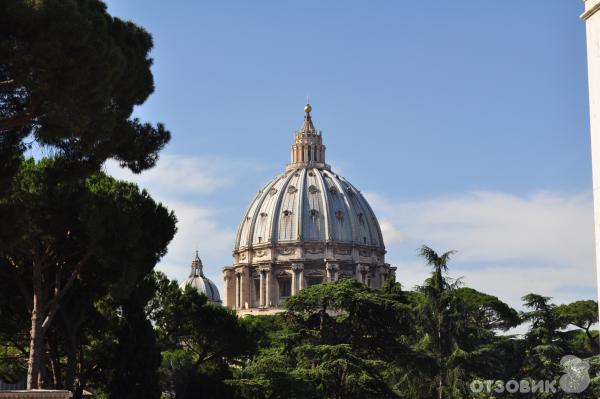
<box><xmin>180</xmin><ymin>251</ymin><xmax>222</xmax><ymax>304</ymax></box>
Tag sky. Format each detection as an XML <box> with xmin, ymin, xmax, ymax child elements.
<box><xmin>102</xmin><ymin>0</ymin><xmax>596</xmax><ymax>312</ymax></box>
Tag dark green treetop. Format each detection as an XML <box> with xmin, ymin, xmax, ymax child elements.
<box><xmin>0</xmin><ymin>0</ymin><xmax>170</xmax><ymax>181</ymax></box>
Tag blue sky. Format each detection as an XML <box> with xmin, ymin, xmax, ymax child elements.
<box><xmin>103</xmin><ymin>0</ymin><xmax>596</xmax><ymax>310</ymax></box>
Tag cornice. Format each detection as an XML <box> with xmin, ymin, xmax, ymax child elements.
<box><xmin>581</xmin><ymin>0</ymin><xmax>600</xmax><ymax>20</ymax></box>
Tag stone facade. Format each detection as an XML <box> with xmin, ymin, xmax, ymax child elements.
<box><xmin>223</xmin><ymin>104</ymin><xmax>396</xmax><ymax>314</ymax></box>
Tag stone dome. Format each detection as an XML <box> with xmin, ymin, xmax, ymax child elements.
<box><xmin>223</xmin><ymin>103</ymin><xmax>395</xmax><ymax>313</ymax></box>
<box><xmin>181</xmin><ymin>252</ymin><xmax>221</xmax><ymax>304</ymax></box>
<box><xmin>233</xmin><ymin>167</ymin><xmax>384</xmax><ymax>251</ymax></box>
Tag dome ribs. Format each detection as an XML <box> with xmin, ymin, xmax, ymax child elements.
<box><xmin>244</xmin><ymin>174</ymin><xmax>282</xmax><ymax>250</ymax></box>
<box><xmin>322</xmin><ymin>170</ymin><xmax>355</xmax><ymax>243</ymax></box>
<box><xmin>303</xmin><ymin>168</ymin><xmax>326</xmax><ymax>241</ymax></box>
<box><xmin>295</xmin><ymin>168</ymin><xmax>307</xmax><ymax>241</ymax></box>
<box><xmin>269</xmin><ymin>168</ymin><xmax>297</xmax><ymax>244</ymax></box>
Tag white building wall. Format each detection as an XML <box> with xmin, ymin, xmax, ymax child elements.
<box><xmin>582</xmin><ymin>0</ymin><xmax>600</xmax><ymax>306</ymax></box>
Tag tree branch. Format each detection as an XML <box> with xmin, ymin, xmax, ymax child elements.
<box><xmin>0</xmin><ymin>113</ymin><xmax>33</xmax><ymax>132</ymax></box>
<box><xmin>0</xmin><ymin>79</ymin><xmax>17</xmax><ymax>92</ymax></box>
<box><xmin>41</xmin><ymin>251</ymin><xmax>93</xmax><ymax>335</ymax></box>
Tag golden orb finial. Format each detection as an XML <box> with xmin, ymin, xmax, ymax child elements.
<box><xmin>304</xmin><ymin>103</ymin><xmax>312</xmax><ymax>114</ymax></box>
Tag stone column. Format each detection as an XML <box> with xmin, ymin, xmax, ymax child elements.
<box><xmin>355</xmin><ymin>264</ymin><xmax>363</xmax><ymax>283</ymax></box>
<box><xmin>291</xmin><ymin>263</ymin><xmax>304</xmax><ymax>294</ymax></box>
<box><xmin>238</xmin><ymin>269</ymin><xmax>247</xmax><ymax>309</ymax></box>
<box><xmin>222</xmin><ymin>267</ymin><xmax>235</xmax><ymax>308</ymax></box>
<box><xmin>370</xmin><ymin>266</ymin><xmax>379</xmax><ymax>288</ymax></box>
<box><xmin>326</xmin><ymin>262</ymin><xmax>339</xmax><ymax>282</ymax></box>
<box><xmin>259</xmin><ymin>269</ymin><xmax>265</xmax><ymax>308</ymax></box>
<box><xmin>266</xmin><ymin>267</ymin><xmax>271</xmax><ymax>307</ymax></box>
<box><xmin>581</xmin><ymin>0</ymin><xmax>600</xmax><ymax>312</ymax></box>
<box><xmin>239</xmin><ymin>267</ymin><xmax>251</xmax><ymax>309</ymax></box>
<box><xmin>223</xmin><ymin>274</ymin><xmax>229</xmax><ymax>307</ymax></box>
<box><xmin>378</xmin><ymin>268</ymin><xmax>389</xmax><ymax>288</ymax></box>
<box><xmin>299</xmin><ymin>266</ymin><xmax>304</xmax><ymax>290</ymax></box>
<box><xmin>259</xmin><ymin>266</ymin><xmax>272</xmax><ymax>307</ymax></box>
<box><xmin>356</xmin><ymin>264</ymin><xmax>369</xmax><ymax>285</ymax></box>
<box><xmin>235</xmin><ymin>271</ymin><xmax>241</xmax><ymax>309</ymax></box>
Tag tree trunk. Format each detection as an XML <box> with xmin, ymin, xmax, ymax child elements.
<box><xmin>438</xmin><ymin>301</ymin><xmax>443</xmax><ymax>399</ymax></box>
<box><xmin>27</xmin><ymin>258</ymin><xmax>44</xmax><ymax>389</ymax></box>
<box><xmin>48</xmin><ymin>336</ymin><xmax>61</xmax><ymax>388</ymax></box>
<box><xmin>64</xmin><ymin>334</ymin><xmax>77</xmax><ymax>390</ymax></box>
<box><xmin>26</xmin><ymin>247</ymin><xmax>91</xmax><ymax>390</ymax></box>
<box><xmin>73</xmin><ymin>345</ymin><xmax>85</xmax><ymax>399</ymax></box>
<box><xmin>61</xmin><ymin>310</ymin><xmax>79</xmax><ymax>390</ymax></box>
<box><xmin>438</xmin><ymin>332</ymin><xmax>443</xmax><ymax>399</ymax></box>
<box><xmin>584</xmin><ymin>326</ymin><xmax>599</xmax><ymax>352</ymax></box>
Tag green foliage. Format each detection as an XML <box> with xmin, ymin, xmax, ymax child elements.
<box><xmin>556</xmin><ymin>300</ymin><xmax>599</xmax><ymax>354</ymax></box>
<box><xmin>149</xmin><ymin>272</ymin><xmax>255</xmax><ymax>399</ymax></box>
<box><xmin>0</xmin><ymin>1</ymin><xmax>174</xmax><ymax>393</ymax></box>
<box><xmin>229</xmin><ymin>280</ymin><xmax>600</xmax><ymax>399</ymax></box>
<box><xmin>107</xmin><ymin>276</ymin><xmax>163</xmax><ymax>399</ymax></box>
<box><xmin>0</xmin><ymin>260</ymin><xmax>29</xmax><ymax>382</ymax></box>
<box><xmin>520</xmin><ymin>294</ymin><xmax>566</xmax><ymax>382</ymax></box>
<box><xmin>233</xmin><ymin>248</ymin><xmax>600</xmax><ymax>399</ymax></box>
<box><xmin>1</xmin><ymin>162</ymin><xmax>598</xmax><ymax>399</ymax></box>
<box><xmin>233</xmin><ymin>279</ymin><xmax>417</xmax><ymax>398</ymax></box>
<box><xmin>453</xmin><ymin>288</ymin><xmax>520</xmax><ymax>331</ymax></box>
<box><xmin>0</xmin><ymin>158</ymin><xmax>176</xmax><ymax>395</ymax></box>
<box><xmin>0</xmin><ymin>0</ymin><xmax>170</xmax><ymax>180</ymax></box>
<box><xmin>556</xmin><ymin>300</ymin><xmax>599</xmax><ymax>329</ymax></box>
<box><xmin>517</xmin><ymin>295</ymin><xmax>600</xmax><ymax>399</ymax></box>
<box><xmin>412</xmin><ymin>246</ymin><xmax>526</xmax><ymax>398</ymax></box>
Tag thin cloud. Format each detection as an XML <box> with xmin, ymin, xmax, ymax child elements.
<box><xmin>104</xmin><ymin>199</ymin><xmax>236</xmax><ymax>292</ymax></box>
<box><xmin>104</xmin><ymin>154</ymin><xmax>264</xmax><ymax>196</ymax></box>
<box><xmin>103</xmin><ymin>154</ymin><xmax>252</xmax><ymax>289</ymax></box>
<box><xmin>158</xmin><ymin>201</ymin><xmax>235</xmax><ymax>282</ymax></box>
<box><xmin>379</xmin><ymin>219</ymin><xmax>404</xmax><ymax>244</ymax></box>
<box><xmin>366</xmin><ymin>190</ymin><xmax>597</xmax><ymax>308</ymax></box>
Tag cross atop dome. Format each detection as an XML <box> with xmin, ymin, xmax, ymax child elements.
<box><xmin>290</xmin><ymin>102</ymin><xmax>327</xmax><ymax>168</ymax></box>
<box><xmin>298</xmin><ymin>101</ymin><xmax>317</xmax><ymax>135</ymax></box>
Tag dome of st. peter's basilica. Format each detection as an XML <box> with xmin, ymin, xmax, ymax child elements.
<box><xmin>222</xmin><ymin>104</ymin><xmax>396</xmax><ymax>313</ymax></box>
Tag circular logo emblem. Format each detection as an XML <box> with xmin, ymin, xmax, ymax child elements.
<box><xmin>559</xmin><ymin>355</ymin><xmax>590</xmax><ymax>394</ymax></box>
